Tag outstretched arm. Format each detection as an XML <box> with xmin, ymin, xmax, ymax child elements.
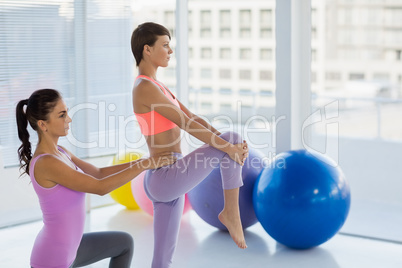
<box><xmin>60</xmin><ymin>146</ymin><xmax>142</xmax><ymax>179</ymax></box>
<box><xmin>36</xmin><ymin>150</ymin><xmax>176</xmax><ymax>195</ymax></box>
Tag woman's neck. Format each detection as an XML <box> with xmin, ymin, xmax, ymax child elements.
<box><xmin>138</xmin><ymin>63</ymin><xmax>158</xmax><ymax>80</ymax></box>
<box><xmin>35</xmin><ymin>135</ymin><xmax>60</xmax><ymax>155</ymax></box>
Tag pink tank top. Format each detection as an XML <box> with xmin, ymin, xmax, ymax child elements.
<box><xmin>29</xmin><ymin>147</ymin><xmax>85</xmax><ymax>268</ymax></box>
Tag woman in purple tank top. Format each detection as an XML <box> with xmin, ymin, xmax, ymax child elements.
<box><xmin>16</xmin><ymin>89</ymin><xmax>176</xmax><ymax>268</ymax></box>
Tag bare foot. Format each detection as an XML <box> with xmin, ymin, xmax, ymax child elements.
<box><xmin>218</xmin><ymin>210</ymin><xmax>247</xmax><ymax>249</ymax></box>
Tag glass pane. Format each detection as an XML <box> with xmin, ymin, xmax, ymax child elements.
<box><xmin>83</xmin><ymin>0</ymin><xmax>134</xmax><ymax>158</ymax></box>
<box><xmin>188</xmin><ymin>0</ymin><xmax>276</xmax><ymax>158</ymax></box>
<box><xmin>310</xmin><ymin>0</ymin><xmax>402</xmax><ymax>242</ymax></box>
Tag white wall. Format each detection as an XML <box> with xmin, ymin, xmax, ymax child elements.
<box><xmin>0</xmin><ymin>147</ymin><xmax>41</xmax><ymax>227</ymax></box>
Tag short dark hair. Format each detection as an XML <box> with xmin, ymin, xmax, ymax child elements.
<box><xmin>131</xmin><ymin>22</ymin><xmax>171</xmax><ymax>66</ymax></box>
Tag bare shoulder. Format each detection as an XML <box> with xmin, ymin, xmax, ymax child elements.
<box><xmin>33</xmin><ymin>154</ymin><xmax>70</xmax><ymax>186</ymax></box>
<box><xmin>34</xmin><ymin>154</ymin><xmax>67</xmax><ymax>172</ymax></box>
<box><xmin>133</xmin><ymin>79</ymin><xmax>166</xmax><ymax>112</ymax></box>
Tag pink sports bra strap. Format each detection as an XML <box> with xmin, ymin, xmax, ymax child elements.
<box><xmin>136</xmin><ymin>75</ymin><xmax>176</xmax><ymax>99</ymax></box>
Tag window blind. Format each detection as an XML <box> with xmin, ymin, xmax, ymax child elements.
<box><xmin>0</xmin><ymin>0</ymin><xmax>133</xmax><ymax>167</ymax></box>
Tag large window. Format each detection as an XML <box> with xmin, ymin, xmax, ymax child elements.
<box><xmin>187</xmin><ymin>0</ymin><xmax>276</xmax><ymax>156</ymax></box>
<box><xmin>0</xmin><ymin>0</ymin><xmax>133</xmax><ymax>166</ymax></box>
<box><xmin>310</xmin><ymin>0</ymin><xmax>402</xmax><ymax>243</ymax></box>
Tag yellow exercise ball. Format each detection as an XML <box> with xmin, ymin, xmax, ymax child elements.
<box><xmin>109</xmin><ymin>150</ymin><xmax>145</xmax><ymax>210</ymax></box>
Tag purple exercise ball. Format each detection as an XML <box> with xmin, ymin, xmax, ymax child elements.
<box><xmin>188</xmin><ymin>148</ymin><xmax>265</xmax><ymax>230</ymax></box>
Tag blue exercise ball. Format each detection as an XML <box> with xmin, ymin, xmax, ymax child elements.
<box><xmin>253</xmin><ymin>150</ymin><xmax>351</xmax><ymax>249</ymax></box>
<box><xmin>188</xmin><ymin>148</ymin><xmax>265</xmax><ymax>230</ymax></box>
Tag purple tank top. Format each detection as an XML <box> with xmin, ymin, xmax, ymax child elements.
<box><xmin>29</xmin><ymin>147</ymin><xmax>85</xmax><ymax>268</ymax></box>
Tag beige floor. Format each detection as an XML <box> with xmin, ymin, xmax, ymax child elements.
<box><xmin>1</xmin><ymin>204</ymin><xmax>402</xmax><ymax>268</ymax></box>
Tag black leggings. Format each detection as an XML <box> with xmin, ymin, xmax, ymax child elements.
<box><xmin>71</xmin><ymin>231</ymin><xmax>134</xmax><ymax>268</ymax></box>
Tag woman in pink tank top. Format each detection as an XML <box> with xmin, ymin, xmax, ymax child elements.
<box><xmin>16</xmin><ymin>89</ymin><xmax>177</xmax><ymax>268</ymax></box>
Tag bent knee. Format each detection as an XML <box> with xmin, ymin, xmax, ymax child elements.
<box><xmin>116</xmin><ymin>231</ymin><xmax>134</xmax><ymax>251</ymax></box>
<box><xmin>219</xmin><ymin>131</ymin><xmax>242</xmax><ymax>144</ymax></box>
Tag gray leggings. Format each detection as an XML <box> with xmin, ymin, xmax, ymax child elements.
<box><xmin>71</xmin><ymin>231</ymin><xmax>134</xmax><ymax>268</ymax></box>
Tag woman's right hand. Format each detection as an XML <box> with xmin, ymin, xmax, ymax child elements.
<box><xmin>226</xmin><ymin>140</ymin><xmax>249</xmax><ymax>166</ymax></box>
<box><xmin>139</xmin><ymin>152</ymin><xmax>177</xmax><ymax>170</ymax></box>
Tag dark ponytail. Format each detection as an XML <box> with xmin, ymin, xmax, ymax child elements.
<box><xmin>16</xmin><ymin>89</ymin><xmax>62</xmax><ymax>175</ymax></box>
<box><xmin>16</xmin><ymin>99</ymin><xmax>32</xmax><ymax>175</ymax></box>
